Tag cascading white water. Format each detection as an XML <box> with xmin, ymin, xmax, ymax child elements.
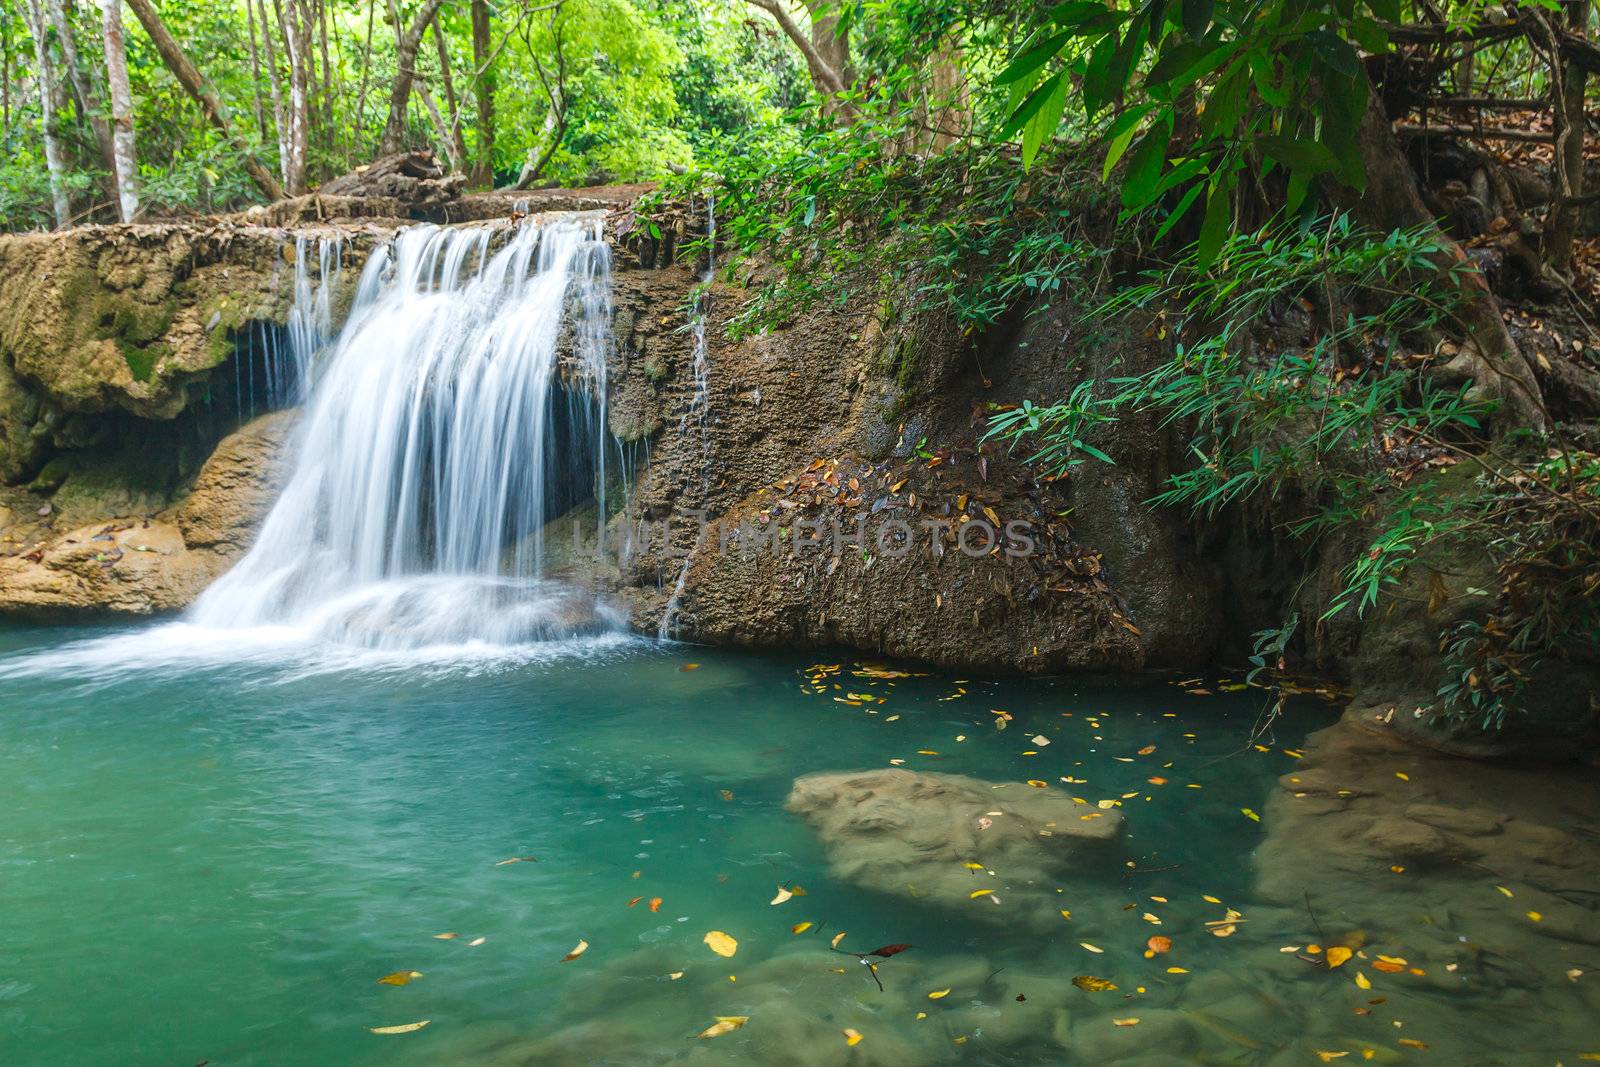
<box><xmin>234</xmin><ymin>234</ymin><xmax>344</xmax><ymax>421</ymax></box>
<box><xmin>192</xmin><ymin>214</ymin><xmax>620</xmax><ymax>650</ymax></box>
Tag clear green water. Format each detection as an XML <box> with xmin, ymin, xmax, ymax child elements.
<box><xmin>0</xmin><ymin>624</ymin><xmax>1583</xmax><ymax>1066</ymax></box>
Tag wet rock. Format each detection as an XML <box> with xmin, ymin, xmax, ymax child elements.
<box><xmin>0</xmin><ymin>412</ymin><xmax>293</xmax><ymax>619</ymax></box>
<box><xmin>787</xmin><ymin>768</ymin><xmax>1123</xmax><ymax>927</ymax></box>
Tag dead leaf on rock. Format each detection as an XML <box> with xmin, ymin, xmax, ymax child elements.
<box><xmin>704</xmin><ymin>931</ymin><xmax>738</xmax><ymax>957</ymax></box>
<box><xmin>376</xmin><ymin>970</ymin><xmax>422</xmax><ymax>986</ymax></box>
<box><xmin>698</xmin><ymin>1016</ymin><xmax>749</xmax><ymax>1039</ymax></box>
<box><xmin>370</xmin><ymin>1021</ymin><xmax>429</xmax><ymax>1035</ymax></box>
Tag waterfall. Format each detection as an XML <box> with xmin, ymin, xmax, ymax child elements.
<box><xmin>233</xmin><ymin>234</ymin><xmax>344</xmax><ymax>422</ymax></box>
<box><xmin>658</xmin><ymin>193</ymin><xmax>715</xmax><ymax>640</ymax></box>
<box><xmin>192</xmin><ymin>214</ymin><xmax>621</xmax><ymax>650</ymax></box>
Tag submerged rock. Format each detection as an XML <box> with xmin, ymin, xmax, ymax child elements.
<box><xmin>787</xmin><ymin>768</ymin><xmax>1123</xmax><ymax>927</ymax></box>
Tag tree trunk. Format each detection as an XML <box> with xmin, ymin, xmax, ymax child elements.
<box><xmin>277</xmin><ymin>0</ymin><xmax>311</xmax><ymax>193</ymax></box>
<box><xmin>1545</xmin><ymin>0</ymin><xmax>1587</xmax><ymax>277</ymax></box>
<box><xmin>745</xmin><ymin>0</ymin><xmax>848</xmax><ymax>104</ymax></box>
<box><xmin>430</xmin><ymin>14</ymin><xmax>468</xmax><ymax>172</ymax></box>
<box><xmin>257</xmin><ymin>0</ymin><xmax>289</xmax><ymax>184</ymax></box>
<box><xmin>378</xmin><ymin>0</ymin><xmax>449</xmax><ymax>155</ymax></box>
<box><xmin>246</xmin><ymin>0</ymin><xmax>267</xmax><ymax>139</ymax></box>
<box><xmin>23</xmin><ymin>0</ymin><xmax>71</xmax><ymax>228</ymax></box>
<box><xmin>99</xmin><ymin>0</ymin><xmax>139</xmax><ymax>221</ymax></box>
<box><xmin>1334</xmin><ymin>83</ymin><xmax>1546</xmax><ymax>434</ymax></box>
<box><xmin>470</xmin><ymin>0</ymin><xmax>495</xmax><ymax>186</ymax></box>
<box><xmin>123</xmin><ymin>0</ymin><xmax>285</xmax><ymax>200</ymax></box>
<box><xmin>46</xmin><ymin>0</ymin><xmax>115</xmax><ymax>171</ymax></box>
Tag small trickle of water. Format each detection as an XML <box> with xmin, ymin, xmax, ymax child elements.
<box><xmin>659</xmin><ymin>192</ymin><xmax>715</xmax><ymax>640</ymax></box>
<box><xmin>194</xmin><ymin>215</ymin><xmax>619</xmax><ymax>650</ymax></box>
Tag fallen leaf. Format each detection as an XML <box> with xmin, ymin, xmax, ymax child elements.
<box><xmin>1031</xmin><ymin>735</ymin><xmax>1051</xmax><ymax>746</ymax></box>
<box><xmin>376</xmin><ymin>971</ymin><xmax>422</xmax><ymax>986</ymax></box>
<box><xmin>467</xmin><ymin>937</ymin><xmax>486</xmax><ymax>947</ymax></box>
<box><xmin>1080</xmin><ymin>943</ymin><xmax>1104</xmax><ymax>954</ymax></box>
<box><xmin>680</xmin><ymin>663</ymin><xmax>701</xmax><ymax>671</ymax></box>
<box><xmin>697</xmin><ymin>1016</ymin><xmax>749</xmax><ymax>1039</ymax></box>
<box><xmin>1147</xmin><ymin>935</ymin><xmax>1172</xmax><ymax>954</ymax></box>
<box><xmin>868</xmin><ymin>944</ymin><xmax>912</xmax><ymax>958</ymax></box>
<box><xmin>720</xmin><ymin>790</ymin><xmax>734</xmax><ymax>802</ymax></box>
<box><xmin>842</xmin><ymin>1028</ymin><xmax>863</xmax><ymax>1046</ymax></box>
<box><xmin>1326</xmin><ymin>947</ymin><xmax>1353</xmax><ymax>969</ymax></box>
<box><xmin>432</xmin><ymin>933</ymin><xmax>457</xmax><ymax>940</ymax></box>
<box><xmin>970</xmin><ymin>888</ymin><xmax>995</xmax><ymax>899</ymax></box>
<box><xmin>771</xmin><ymin>886</ymin><xmax>793</xmax><ymax>906</ymax></box>
<box><xmin>1354</xmin><ymin>971</ymin><xmax>1371</xmax><ymax>990</ymax></box>
<box><xmin>1148</xmin><ymin>776</ymin><xmax>1168</xmax><ymax>785</ymax></box>
<box><xmin>1072</xmin><ymin>975</ymin><xmax>1117</xmax><ymax>991</ymax></box>
<box><xmin>1059</xmin><ymin>909</ymin><xmax>1071</xmax><ymax>920</ymax></box>
<box><xmin>493</xmin><ymin>856</ymin><xmax>537</xmax><ymax>866</ymax></box>
<box><xmin>791</xmin><ymin>922</ymin><xmax>813</xmax><ymax>935</ymax></box>
<box><xmin>1372</xmin><ymin>955</ymin><xmax>1407</xmax><ymax>974</ymax></box>
<box><xmin>1241</xmin><ymin>808</ymin><xmax>1260</xmax><ymax>822</ymax></box>
<box><xmin>1027</xmin><ymin>779</ymin><xmax>1049</xmax><ymax>788</ymax></box>
<box><xmin>1398</xmin><ymin>1039</ymin><xmax>1429</xmax><ymax>1050</ymax></box>
<box><xmin>649</xmin><ymin>897</ymin><xmax>662</xmax><ymax>912</ymax></box>
<box><xmin>1495</xmin><ymin>885</ymin><xmax>1514</xmax><ymax>897</ymax></box>
<box><xmin>928</xmin><ymin>988</ymin><xmax>951</xmax><ymax>999</ymax></box>
<box><xmin>1166</xmin><ymin>967</ymin><xmax>1188</xmax><ymax>974</ymax></box>
<box><xmin>669</xmin><ymin>971</ymin><xmax>684</xmax><ymax>980</ymax></box>
<box><xmin>561</xmin><ymin>940</ymin><xmax>588</xmax><ymax>962</ymax></box>
<box><xmin>704</xmin><ymin>931</ymin><xmax>738</xmax><ymax>958</ymax></box>
<box><xmin>627</xmin><ymin>896</ymin><xmax>643</xmax><ymax>907</ymax></box>
<box><xmin>1112</xmin><ymin>1018</ymin><xmax>1140</xmax><ymax>1027</ymax></box>
<box><xmin>1314</xmin><ymin>1053</ymin><xmax>1348</xmax><ymax>1062</ymax></box>
<box><xmin>1137</xmin><ymin>745</ymin><xmax>1156</xmax><ymax>755</ymax></box>
<box><xmin>831</xmin><ymin>932</ymin><xmax>847</xmax><ymax>948</ymax></box>
<box><xmin>370</xmin><ymin>1021</ymin><xmax>429</xmax><ymax>1035</ymax></box>
<box><xmin>1527</xmin><ymin>911</ymin><xmax>1543</xmax><ymax>922</ymax></box>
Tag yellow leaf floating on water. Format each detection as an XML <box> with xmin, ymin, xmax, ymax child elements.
<box><xmin>1527</xmin><ymin>911</ymin><xmax>1543</xmax><ymax>922</ymax></box>
<box><xmin>1112</xmin><ymin>1018</ymin><xmax>1140</xmax><ymax>1027</ymax></box>
<box><xmin>1072</xmin><ymin>975</ymin><xmax>1117</xmax><ymax>991</ymax></box>
<box><xmin>432</xmin><ymin>933</ymin><xmax>457</xmax><ymax>940</ymax></box>
<box><xmin>370</xmin><ymin>1021</ymin><xmax>429</xmax><ymax>1035</ymax></box>
<box><xmin>1354</xmin><ymin>972</ymin><xmax>1371</xmax><ymax>990</ymax></box>
<box><xmin>1147</xmin><ymin>935</ymin><xmax>1172</xmax><ymax>954</ymax></box>
<box><xmin>970</xmin><ymin>889</ymin><xmax>995</xmax><ymax>900</ymax></box>
<box><xmin>1080</xmin><ymin>942</ymin><xmax>1104</xmax><ymax>953</ymax></box>
<box><xmin>791</xmin><ymin>922</ymin><xmax>813</xmax><ymax>935</ymax></box>
<box><xmin>467</xmin><ymin>937</ymin><xmax>486</xmax><ymax>947</ymax></box>
<box><xmin>1166</xmin><ymin>967</ymin><xmax>1189</xmax><ymax>974</ymax></box>
<box><xmin>1314</xmin><ymin>1053</ymin><xmax>1348</xmax><ymax>1062</ymax></box>
<box><xmin>771</xmin><ymin>886</ymin><xmax>793</xmax><ymax>906</ymax></box>
<box><xmin>1241</xmin><ymin>808</ymin><xmax>1260</xmax><ymax>822</ymax></box>
<box><xmin>1059</xmin><ymin>909</ymin><xmax>1072</xmax><ymax>920</ymax></box>
<box><xmin>1496</xmin><ymin>885</ymin><xmax>1514</xmax><ymax>897</ymax></box>
<box><xmin>842</xmin><ymin>1028</ymin><xmax>863</xmax><ymax>1046</ymax></box>
<box><xmin>561</xmin><ymin>940</ymin><xmax>588</xmax><ymax>962</ymax></box>
<box><xmin>669</xmin><ymin>971</ymin><xmax>684</xmax><ymax>980</ymax></box>
<box><xmin>1372</xmin><ymin>955</ymin><xmax>1407</xmax><ymax>973</ymax></box>
<box><xmin>831</xmin><ymin>932</ymin><xmax>847</xmax><ymax>948</ymax></box>
<box><xmin>704</xmin><ymin>931</ymin><xmax>738</xmax><ymax>958</ymax></box>
<box><xmin>1027</xmin><ymin>780</ymin><xmax>1049</xmax><ymax>788</ymax></box>
<box><xmin>680</xmin><ymin>663</ymin><xmax>700</xmax><ymax>671</ymax></box>
<box><xmin>928</xmin><ymin>988</ymin><xmax>951</xmax><ymax>999</ymax></box>
<box><xmin>377</xmin><ymin>970</ymin><xmax>422</xmax><ymax>986</ymax></box>
<box><xmin>1325</xmin><ymin>947</ymin><xmax>1353</xmax><ymax>969</ymax></box>
<box><xmin>1202</xmin><ymin>895</ymin><xmax>1222</xmax><ymax>904</ymax></box>
<box><xmin>1398</xmin><ymin>1039</ymin><xmax>1429</xmax><ymax>1050</ymax></box>
<box><xmin>1142</xmin><ymin>913</ymin><xmax>1162</xmax><ymax>925</ymax></box>
<box><xmin>1395</xmin><ymin>772</ymin><xmax>1409</xmax><ymax>781</ymax></box>
<box><xmin>698</xmin><ymin>1016</ymin><xmax>749</xmax><ymax>1039</ymax></box>
<box><xmin>494</xmin><ymin>856</ymin><xmax>537</xmax><ymax>866</ymax></box>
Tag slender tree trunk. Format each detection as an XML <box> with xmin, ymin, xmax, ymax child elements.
<box><xmin>99</xmin><ymin>0</ymin><xmax>139</xmax><ymax>221</ymax></box>
<box><xmin>258</xmin><ymin>0</ymin><xmax>289</xmax><ymax>184</ymax></box>
<box><xmin>123</xmin><ymin>0</ymin><xmax>285</xmax><ymax>200</ymax></box>
<box><xmin>470</xmin><ymin>0</ymin><xmax>495</xmax><ymax>186</ymax></box>
<box><xmin>415</xmin><ymin>79</ymin><xmax>458</xmax><ymax>171</ymax></box>
<box><xmin>46</xmin><ymin>0</ymin><xmax>114</xmax><ymax>171</ymax></box>
<box><xmin>23</xmin><ymin>0</ymin><xmax>72</xmax><ymax>228</ymax></box>
<box><xmin>378</xmin><ymin>0</ymin><xmax>450</xmax><ymax>155</ymax></box>
<box><xmin>246</xmin><ymin>0</ymin><xmax>267</xmax><ymax>138</ymax></box>
<box><xmin>430</xmin><ymin>14</ymin><xmax>467</xmax><ymax>172</ymax></box>
<box><xmin>1545</xmin><ymin>0</ymin><xmax>1587</xmax><ymax>277</ymax></box>
<box><xmin>353</xmin><ymin>0</ymin><xmax>376</xmax><ymax>164</ymax></box>
<box><xmin>745</xmin><ymin>0</ymin><xmax>853</xmax><ymax>118</ymax></box>
<box><xmin>278</xmin><ymin>0</ymin><xmax>311</xmax><ymax>193</ymax></box>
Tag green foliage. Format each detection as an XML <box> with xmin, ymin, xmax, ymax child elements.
<box><xmin>997</xmin><ymin>0</ymin><xmax>1393</xmax><ymax>265</ymax></box>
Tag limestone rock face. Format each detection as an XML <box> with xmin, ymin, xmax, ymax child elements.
<box><xmin>0</xmin><ymin>412</ymin><xmax>292</xmax><ymax>619</ymax></box>
<box><xmin>787</xmin><ymin>768</ymin><xmax>1123</xmax><ymax>928</ymax></box>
